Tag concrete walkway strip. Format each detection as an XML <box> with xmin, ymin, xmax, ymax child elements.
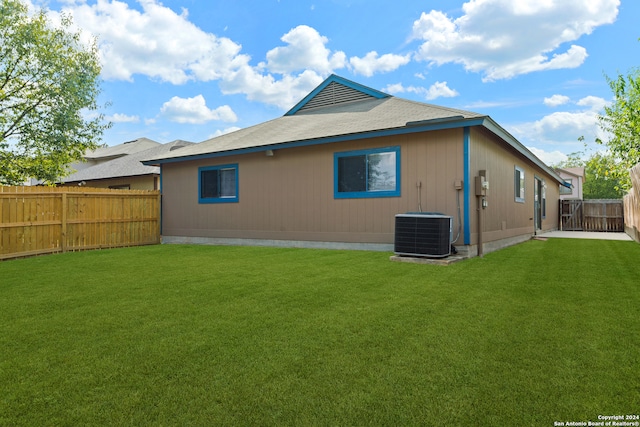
<box><xmin>539</xmin><ymin>231</ymin><xmax>633</xmax><ymax>241</ymax></box>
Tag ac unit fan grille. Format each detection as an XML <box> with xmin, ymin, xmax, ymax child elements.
<box><xmin>394</xmin><ymin>214</ymin><xmax>451</xmax><ymax>257</ymax></box>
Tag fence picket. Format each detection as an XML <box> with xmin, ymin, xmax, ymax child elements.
<box><xmin>0</xmin><ymin>186</ymin><xmax>160</xmax><ymax>260</ymax></box>
<box><xmin>561</xmin><ymin>199</ymin><xmax>624</xmax><ymax>232</ymax></box>
<box><xmin>624</xmin><ymin>164</ymin><xmax>640</xmax><ymax>241</ymax></box>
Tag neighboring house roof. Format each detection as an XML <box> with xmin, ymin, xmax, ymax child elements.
<box><xmin>142</xmin><ymin>74</ymin><xmax>564</xmax><ymax>184</ymax></box>
<box><xmin>85</xmin><ymin>137</ymin><xmax>161</xmax><ymax>161</ymax></box>
<box><xmin>63</xmin><ymin>140</ymin><xmax>193</xmax><ymax>183</ymax></box>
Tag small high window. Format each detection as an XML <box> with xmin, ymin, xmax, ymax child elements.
<box><xmin>515</xmin><ymin>166</ymin><xmax>525</xmax><ymax>203</ymax></box>
<box><xmin>560</xmin><ymin>179</ymin><xmax>573</xmax><ymax>195</ymax></box>
<box><xmin>199</xmin><ymin>164</ymin><xmax>238</xmax><ymax>203</ymax></box>
<box><xmin>334</xmin><ymin>146</ymin><xmax>400</xmax><ymax>198</ymax></box>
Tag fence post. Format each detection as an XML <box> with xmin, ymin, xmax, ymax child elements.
<box><xmin>61</xmin><ymin>192</ymin><xmax>67</xmax><ymax>253</ymax></box>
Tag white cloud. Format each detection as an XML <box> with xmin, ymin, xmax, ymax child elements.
<box><xmin>159</xmin><ymin>95</ymin><xmax>238</xmax><ymax>124</ymax></box>
<box><xmin>425</xmin><ymin>81</ymin><xmax>460</xmax><ymax>100</ymax></box>
<box><xmin>219</xmin><ymin>68</ymin><xmax>324</xmax><ymax>110</ymax></box>
<box><xmin>544</xmin><ymin>94</ymin><xmax>570</xmax><ymax>107</ymax></box>
<box><xmin>384</xmin><ymin>81</ymin><xmax>459</xmax><ymax>101</ymax></box>
<box><xmin>266</xmin><ymin>25</ymin><xmax>346</xmax><ymax>75</ymax></box>
<box><xmin>210</xmin><ymin>127</ymin><xmax>242</xmax><ymax>138</ymax></box>
<box><xmin>508</xmin><ymin>94</ymin><xmax>611</xmax><ymax>163</ymax></box>
<box><xmin>527</xmin><ymin>147</ymin><xmax>568</xmax><ymax>166</ymax></box>
<box><xmin>60</xmin><ymin>0</ymin><xmax>245</xmax><ymax>84</ymax></box>
<box><xmin>411</xmin><ymin>0</ymin><xmax>619</xmax><ymax>81</ymax></box>
<box><xmin>384</xmin><ymin>83</ymin><xmax>406</xmax><ymax>94</ymax></box>
<box><xmin>106</xmin><ymin>113</ymin><xmax>140</xmax><ymax>123</ymax></box>
<box><xmin>56</xmin><ymin>2</ymin><xmax>343</xmax><ymax>110</ymax></box>
<box><xmin>515</xmin><ymin>110</ymin><xmax>601</xmax><ymax>144</ymax></box>
<box><xmin>349</xmin><ymin>51</ymin><xmax>410</xmax><ymax>77</ymax></box>
<box><xmin>577</xmin><ymin>95</ymin><xmax>608</xmax><ymax>111</ymax></box>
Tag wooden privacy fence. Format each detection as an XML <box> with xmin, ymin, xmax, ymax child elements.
<box><xmin>1</xmin><ymin>186</ymin><xmax>160</xmax><ymax>260</ymax></box>
<box><xmin>624</xmin><ymin>163</ymin><xmax>640</xmax><ymax>242</ymax></box>
<box><xmin>560</xmin><ymin>199</ymin><xmax>624</xmax><ymax>232</ymax></box>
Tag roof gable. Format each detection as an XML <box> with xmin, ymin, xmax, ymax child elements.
<box><xmin>286</xmin><ymin>74</ymin><xmax>389</xmax><ymax>115</ymax></box>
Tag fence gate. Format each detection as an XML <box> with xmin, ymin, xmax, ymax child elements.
<box><xmin>560</xmin><ymin>199</ymin><xmax>624</xmax><ymax>232</ymax></box>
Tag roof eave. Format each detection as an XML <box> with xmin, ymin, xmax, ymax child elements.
<box><xmin>143</xmin><ymin>116</ymin><xmax>565</xmax><ymax>186</ymax></box>
<box><xmin>142</xmin><ymin>117</ymin><xmax>487</xmax><ymax>166</ymax></box>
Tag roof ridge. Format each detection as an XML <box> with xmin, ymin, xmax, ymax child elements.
<box><xmin>392</xmin><ymin>96</ymin><xmax>483</xmax><ymax>118</ymax></box>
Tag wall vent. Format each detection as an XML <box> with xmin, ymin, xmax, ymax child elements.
<box><xmin>298</xmin><ymin>81</ymin><xmax>375</xmax><ymax>111</ymax></box>
<box><xmin>394</xmin><ymin>213</ymin><xmax>452</xmax><ymax>258</ymax></box>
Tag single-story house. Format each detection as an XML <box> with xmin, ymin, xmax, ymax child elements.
<box><xmin>63</xmin><ymin>140</ymin><xmax>192</xmax><ymax>190</ymax></box>
<box><xmin>556</xmin><ymin>167</ymin><xmax>584</xmax><ymax>200</ymax></box>
<box><xmin>144</xmin><ymin>74</ymin><xmax>565</xmax><ymax>256</ymax></box>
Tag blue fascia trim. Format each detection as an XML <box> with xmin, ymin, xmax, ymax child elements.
<box><xmin>145</xmin><ymin>118</ymin><xmax>487</xmax><ymax>166</ymax></box>
<box><xmin>333</xmin><ymin>146</ymin><xmax>401</xmax><ymax>199</ymax></box>
<box><xmin>285</xmin><ymin>74</ymin><xmax>390</xmax><ymax>116</ymax></box>
<box><xmin>463</xmin><ymin>127</ymin><xmax>471</xmax><ymax>245</ymax></box>
<box><xmin>198</xmin><ymin>164</ymin><xmax>239</xmax><ymax>204</ymax></box>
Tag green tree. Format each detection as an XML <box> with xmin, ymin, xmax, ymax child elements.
<box><xmin>596</xmin><ymin>66</ymin><xmax>640</xmax><ymax>191</ymax></box>
<box><xmin>0</xmin><ymin>0</ymin><xmax>110</xmax><ymax>185</ymax></box>
<box><xmin>583</xmin><ymin>152</ymin><xmax>626</xmax><ymax>199</ymax></box>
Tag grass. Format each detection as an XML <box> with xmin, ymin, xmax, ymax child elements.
<box><xmin>0</xmin><ymin>239</ymin><xmax>639</xmax><ymax>426</ymax></box>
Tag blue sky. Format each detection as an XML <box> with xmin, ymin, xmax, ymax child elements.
<box><xmin>37</xmin><ymin>0</ymin><xmax>639</xmax><ymax>165</ymax></box>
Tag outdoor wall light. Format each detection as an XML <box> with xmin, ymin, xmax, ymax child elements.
<box><xmin>265</xmin><ymin>149</ymin><xmax>274</xmax><ymax>157</ymax></box>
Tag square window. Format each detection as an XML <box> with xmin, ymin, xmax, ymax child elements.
<box><xmin>199</xmin><ymin>164</ymin><xmax>238</xmax><ymax>203</ymax></box>
<box><xmin>334</xmin><ymin>147</ymin><xmax>400</xmax><ymax>198</ymax></box>
<box><xmin>560</xmin><ymin>179</ymin><xmax>573</xmax><ymax>195</ymax></box>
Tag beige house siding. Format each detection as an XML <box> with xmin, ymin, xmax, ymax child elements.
<box><xmin>161</xmin><ymin>129</ymin><xmax>465</xmax><ymax>245</ymax></box>
<box><xmin>557</xmin><ymin>168</ymin><xmax>584</xmax><ymax>200</ymax></box>
<box><xmin>469</xmin><ymin>127</ymin><xmax>559</xmax><ymax>245</ymax></box>
<box><xmin>160</xmin><ymin>125</ymin><xmax>560</xmax><ymax>254</ymax></box>
<box><xmin>148</xmin><ymin>75</ymin><xmax>568</xmax><ymax>256</ymax></box>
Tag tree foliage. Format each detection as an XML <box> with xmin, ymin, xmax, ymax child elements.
<box><xmin>0</xmin><ymin>0</ymin><xmax>110</xmax><ymax>185</ymax></box>
<box><xmin>596</xmin><ymin>66</ymin><xmax>640</xmax><ymax>191</ymax></box>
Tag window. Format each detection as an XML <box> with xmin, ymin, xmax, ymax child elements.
<box><xmin>541</xmin><ymin>180</ymin><xmax>546</xmax><ymax>218</ymax></box>
<box><xmin>198</xmin><ymin>164</ymin><xmax>238</xmax><ymax>203</ymax></box>
<box><xmin>560</xmin><ymin>179</ymin><xmax>573</xmax><ymax>195</ymax></box>
<box><xmin>515</xmin><ymin>166</ymin><xmax>525</xmax><ymax>203</ymax></box>
<box><xmin>334</xmin><ymin>146</ymin><xmax>400</xmax><ymax>198</ymax></box>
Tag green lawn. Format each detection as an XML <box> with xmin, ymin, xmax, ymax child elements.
<box><xmin>1</xmin><ymin>239</ymin><xmax>639</xmax><ymax>426</ymax></box>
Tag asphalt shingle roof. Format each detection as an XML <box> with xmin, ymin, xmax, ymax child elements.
<box><xmin>143</xmin><ymin>96</ymin><xmax>485</xmax><ymax>163</ymax></box>
<box><xmin>85</xmin><ymin>137</ymin><xmax>161</xmax><ymax>161</ymax></box>
<box><xmin>140</xmin><ymin>74</ymin><xmax>563</xmax><ymax>184</ymax></box>
<box><xmin>63</xmin><ymin>140</ymin><xmax>193</xmax><ymax>183</ymax></box>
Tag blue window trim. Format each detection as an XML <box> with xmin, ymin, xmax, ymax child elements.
<box><xmin>198</xmin><ymin>164</ymin><xmax>239</xmax><ymax>204</ymax></box>
<box><xmin>334</xmin><ymin>146</ymin><xmax>401</xmax><ymax>199</ymax></box>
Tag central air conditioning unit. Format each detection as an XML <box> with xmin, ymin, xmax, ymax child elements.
<box><xmin>394</xmin><ymin>213</ymin><xmax>452</xmax><ymax>258</ymax></box>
